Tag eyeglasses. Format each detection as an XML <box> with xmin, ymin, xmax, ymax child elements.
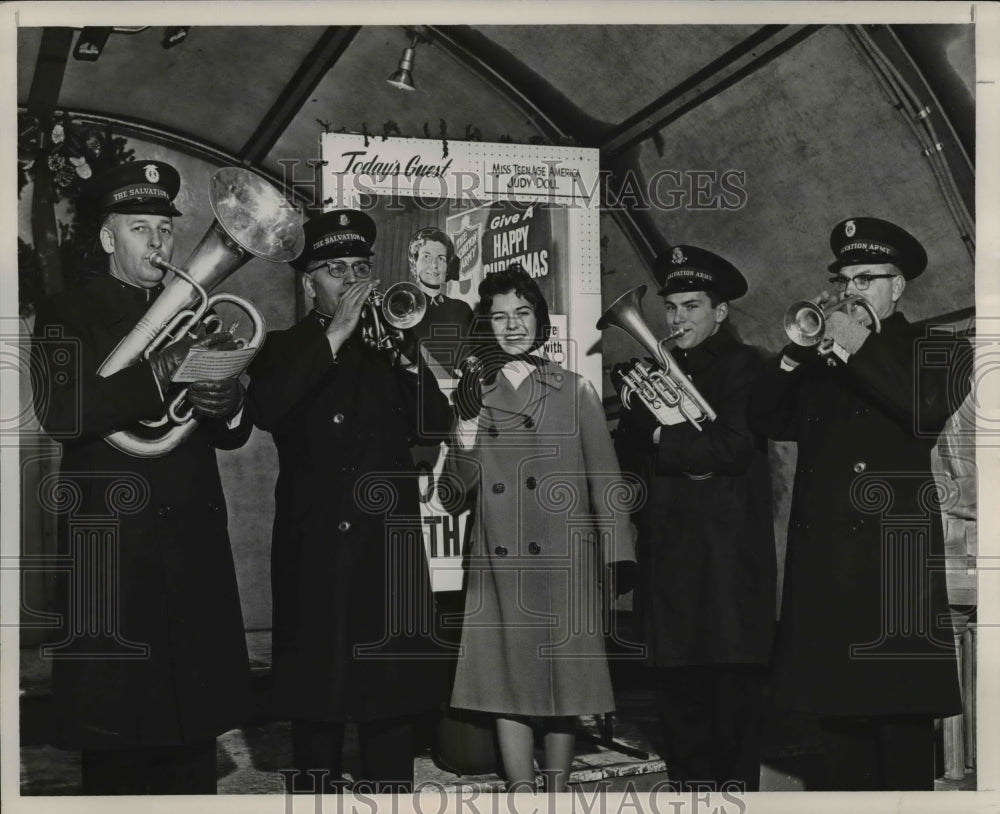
<box><xmin>311</xmin><ymin>260</ymin><xmax>373</xmax><ymax>279</ymax></box>
<box><xmin>828</xmin><ymin>273</ymin><xmax>897</xmax><ymax>291</ymax></box>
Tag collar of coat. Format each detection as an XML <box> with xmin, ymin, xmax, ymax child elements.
<box><xmin>674</xmin><ymin>322</ymin><xmax>741</xmax><ymax>374</ymax></box>
<box><xmin>80</xmin><ymin>271</ymin><xmax>164</xmax><ymax>333</ymax></box>
<box><xmin>480</xmin><ymin>356</ymin><xmax>566</xmax><ymax>405</ymax></box>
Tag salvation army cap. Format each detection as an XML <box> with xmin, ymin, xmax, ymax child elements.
<box><xmin>83</xmin><ymin>160</ymin><xmax>182</xmax><ymax>217</ymax></box>
<box><xmin>828</xmin><ymin>217</ymin><xmax>927</xmax><ymax>280</ymax></box>
<box><xmin>291</xmin><ymin>209</ymin><xmax>376</xmax><ymax>271</ymax></box>
<box><xmin>655</xmin><ymin>245</ymin><xmax>748</xmax><ymax>301</ymax></box>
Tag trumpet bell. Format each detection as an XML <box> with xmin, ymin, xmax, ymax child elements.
<box><xmin>782</xmin><ymin>294</ymin><xmax>881</xmax><ymax>347</ymax></box>
<box><xmin>381</xmin><ymin>281</ymin><xmax>427</xmax><ymax>330</ymax></box>
<box><xmin>783</xmin><ymin>301</ymin><xmax>826</xmax><ymax>346</ymax></box>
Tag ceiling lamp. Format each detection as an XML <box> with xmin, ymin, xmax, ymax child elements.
<box><xmin>73</xmin><ymin>27</ymin><xmax>149</xmax><ymax>62</ymax></box>
<box><xmin>387</xmin><ymin>29</ymin><xmax>428</xmax><ymax>92</ymax></box>
<box><xmin>162</xmin><ymin>27</ymin><xmax>191</xmax><ymax>49</ymax></box>
<box><xmin>73</xmin><ymin>28</ymin><xmax>111</xmax><ymax>61</ymax></box>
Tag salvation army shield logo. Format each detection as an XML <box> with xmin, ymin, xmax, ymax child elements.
<box><xmin>451</xmin><ymin>217</ymin><xmax>483</xmax><ymax>296</ymax></box>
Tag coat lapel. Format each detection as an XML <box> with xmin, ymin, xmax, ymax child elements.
<box><xmin>481</xmin><ymin>359</ymin><xmax>567</xmax><ymax>426</ymax></box>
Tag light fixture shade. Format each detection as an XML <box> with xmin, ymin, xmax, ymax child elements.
<box><xmin>386</xmin><ymin>70</ymin><xmax>415</xmax><ymax>91</ymax></box>
<box><xmin>387</xmin><ymin>45</ymin><xmax>417</xmax><ymax>91</ymax></box>
<box><xmin>74</xmin><ymin>27</ymin><xmax>112</xmax><ymax>61</ymax></box>
<box><xmin>162</xmin><ymin>26</ymin><xmax>190</xmax><ymax>49</ymax></box>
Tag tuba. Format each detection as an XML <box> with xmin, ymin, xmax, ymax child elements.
<box><xmin>360</xmin><ymin>281</ymin><xmax>427</xmax><ymax>360</ymax></box>
<box><xmin>98</xmin><ymin>167</ymin><xmax>305</xmax><ymax>458</ymax></box>
<box><xmin>783</xmin><ymin>293</ymin><xmax>881</xmax><ymax>347</ymax></box>
<box><xmin>597</xmin><ymin>285</ymin><xmax>717</xmax><ymax>431</ymax></box>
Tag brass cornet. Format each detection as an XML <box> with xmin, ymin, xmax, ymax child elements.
<box><xmin>360</xmin><ymin>281</ymin><xmax>427</xmax><ymax>359</ymax></box>
<box><xmin>597</xmin><ymin>285</ymin><xmax>717</xmax><ymax>431</ymax></box>
<box><xmin>783</xmin><ymin>294</ymin><xmax>881</xmax><ymax>346</ymax></box>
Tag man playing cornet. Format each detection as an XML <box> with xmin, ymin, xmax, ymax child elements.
<box><xmin>246</xmin><ymin>210</ymin><xmax>451</xmax><ymax>794</ymax></box>
<box><xmin>613</xmin><ymin>245</ymin><xmax>776</xmax><ymax>793</ymax></box>
<box><xmin>748</xmin><ymin>217</ymin><xmax>971</xmax><ymax>789</ymax></box>
<box><xmin>30</xmin><ymin>161</ymin><xmax>251</xmax><ymax>794</ymax></box>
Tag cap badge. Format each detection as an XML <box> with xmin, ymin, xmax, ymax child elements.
<box><xmin>845</xmin><ymin>220</ymin><xmax>856</xmax><ymax>238</ymax></box>
<box><xmin>671</xmin><ymin>247</ymin><xmax>686</xmax><ymax>265</ymax></box>
<box><xmin>339</xmin><ymin>214</ymin><xmax>349</xmax><ymax>226</ymax></box>
<box><xmin>143</xmin><ymin>164</ymin><xmax>160</xmax><ymax>184</ymax></box>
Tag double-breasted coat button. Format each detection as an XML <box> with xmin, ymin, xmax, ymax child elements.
<box><xmin>488</xmin><ymin>426</ymin><xmax>499</xmax><ymax>437</ymax></box>
<box><xmin>494</xmin><ymin>546</ymin><xmax>508</xmax><ymax>557</ymax></box>
<box><xmin>525</xmin><ymin>476</ymin><xmax>537</xmax><ymax>490</ymax></box>
<box><xmin>853</xmin><ymin>461</ymin><xmax>867</xmax><ymax>473</ymax></box>
<box><xmin>492</xmin><ymin>482</ymin><xmax>506</xmax><ymax>494</ymax></box>
<box><xmin>528</xmin><ymin>541</ymin><xmax>541</xmax><ymax>555</ymax></box>
<box><xmin>523</xmin><ymin>416</ymin><xmax>535</xmax><ymax>428</ymax></box>
<box><xmin>208</xmin><ymin>501</ymin><xmax>220</xmax><ymax>512</ymax></box>
<box><xmin>332</xmin><ymin>413</ymin><xmax>345</xmax><ymax>424</ymax></box>
<box><xmin>337</xmin><ymin>520</ymin><xmax>351</xmax><ymax>532</ymax></box>
<box><xmin>851</xmin><ymin>520</ymin><xmax>865</xmax><ymax>532</ymax></box>
<box><xmin>157</xmin><ymin>504</ymin><xmax>170</xmax><ymax>517</ymax></box>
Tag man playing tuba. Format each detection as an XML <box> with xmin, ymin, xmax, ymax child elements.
<box><xmin>613</xmin><ymin>245</ymin><xmax>776</xmax><ymax>793</ymax></box>
<box><xmin>30</xmin><ymin>160</ymin><xmax>251</xmax><ymax>794</ymax></box>
<box><xmin>246</xmin><ymin>209</ymin><xmax>452</xmax><ymax>794</ymax></box>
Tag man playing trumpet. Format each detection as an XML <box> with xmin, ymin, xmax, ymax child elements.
<box><xmin>613</xmin><ymin>246</ymin><xmax>776</xmax><ymax>793</ymax></box>
<box><xmin>246</xmin><ymin>209</ymin><xmax>451</xmax><ymax>794</ymax></box>
<box><xmin>748</xmin><ymin>217</ymin><xmax>972</xmax><ymax>789</ymax></box>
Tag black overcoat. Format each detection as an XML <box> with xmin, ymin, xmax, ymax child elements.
<box><xmin>246</xmin><ymin>312</ymin><xmax>452</xmax><ymax>723</ymax></box>
<box><xmin>31</xmin><ymin>273</ymin><xmax>252</xmax><ymax>750</ymax></box>
<box><xmin>748</xmin><ymin>312</ymin><xmax>968</xmax><ymax>717</ymax></box>
<box><xmin>615</xmin><ymin>327</ymin><xmax>776</xmax><ymax>668</ymax></box>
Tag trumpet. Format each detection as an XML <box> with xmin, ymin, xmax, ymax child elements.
<box><xmin>360</xmin><ymin>281</ymin><xmax>427</xmax><ymax>359</ymax></box>
<box><xmin>597</xmin><ymin>285</ymin><xmax>716</xmax><ymax>431</ymax></box>
<box><xmin>97</xmin><ymin>167</ymin><xmax>304</xmax><ymax>458</ymax></box>
<box><xmin>783</xmin><ymin>294</ymin><xmax>881</xmax><ymax>347</ymax></box>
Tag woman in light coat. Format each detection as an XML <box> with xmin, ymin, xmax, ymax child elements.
<box><xmin>446</xmin><ymin>265</ymin><xmax>636</xmax><ymax>791</ymax></box>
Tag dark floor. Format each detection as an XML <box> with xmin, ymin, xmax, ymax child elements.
<box><xmin>18</xmin><ymin>628</ymin><xmax>976</xmax><ymax>795</ymax></box>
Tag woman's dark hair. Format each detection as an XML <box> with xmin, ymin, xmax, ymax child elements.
<box><xmin>473</xmin><ymin>263</ymin><xmax>551</xmax><ymax>352</ymax></box>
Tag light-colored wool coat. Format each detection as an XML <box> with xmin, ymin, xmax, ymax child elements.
<box><xmin>447</xmin><ymin>360</ymin><xmax>636</xmax><ymax>717</ymax></box>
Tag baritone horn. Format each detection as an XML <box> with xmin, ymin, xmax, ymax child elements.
<box><xmin>97</xmin><ymin>166</ymin><xmax>305</xmax><ymax>458</ymax></box>
<box><xmin>596</xmin><ymin>285</ymin><xmax>717</xmax><ymax>431</ymax></box>
<box><xmin>361</xmin><ymin>281</ymin><xmax>427</xmax><ymax>358</ymax></box>
<box><xmin>783</xmin><ymin>294</ymin><xmax>881</xmax><ymax>347</ymax></box>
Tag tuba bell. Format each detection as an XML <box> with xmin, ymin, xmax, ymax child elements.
<box><xmin>98</xmin><ymin>167</ymin><xmax>305</xmax><ymax>458</ymax></box>
<box><xmin>597</xmin><ymin>285</ymin><xmax>717</xmax><ymax>431</ymax></box>
<box><xmin>783</xmin><ymin>293</ymin><xmax>881</xmax><ymax>346</ymax></box>
<box><xmin>360</xmin><ymin>281</ymin><xmax>427</xmax><ymax>360</ymax></box>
